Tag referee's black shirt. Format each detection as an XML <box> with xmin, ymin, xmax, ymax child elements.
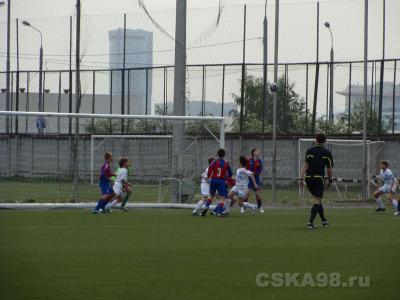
<box><xmin>305</xmin><ymin>144</ymin><xmax>333</xmax><ymax>177</ymax></box>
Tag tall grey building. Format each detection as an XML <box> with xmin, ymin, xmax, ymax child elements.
<box><xmin>109</xmin><ymin>28</ymin><xmax>153</xmax><ymax>115</ymax></box>
<box><xmin>337</xmin><ymin>82</ymin><xmax>400</xmax><ymax>132</ymax></box>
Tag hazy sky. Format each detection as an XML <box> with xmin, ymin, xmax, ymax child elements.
<box><xmin>3</xmin><ymin>0</ymin><xmax>357</xmax><ymax>18</ymax></box>
<box><xmin>1</xmin><ymin>0</ymin><xmax>399</xmax><ymax>68</ymax></box>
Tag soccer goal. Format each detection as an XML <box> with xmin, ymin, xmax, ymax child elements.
<box><xmin>298</xmin><ymin>139</ymin><xmax>385</xmax><ymax>202</ymax></box>
<box><xmin>90</xmin><ymin>135</ymin><xmax>173</xmax><ymax>185</ymax></box>
<box><xmin>0</xmin><ymin>111</ymin><xmax>225</xmax><ymax>204</ymax></box>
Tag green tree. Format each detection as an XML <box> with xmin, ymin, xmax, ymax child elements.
<box><xmin>84</xmin><ymin>105</ymin><xmax>220</xmax><ymax>137</ymax></box>
<box><xmin>316</xmin><ymin>102</ymin><xmax>392</xmax><ymax>134</ymax></box>
<box><xmin>84</xmin><ymin>119</ymin><xmax>170</xmax><ymax>135</ymax></box>
<box><xmin>231</xmin><ymin>74</ymin><xmax>311</xmax><ymax>134</ymax></box>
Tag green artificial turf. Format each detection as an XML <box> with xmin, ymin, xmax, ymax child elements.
<box><xmin>0</xmin><ymin>208</ymin><xmax>399</xmax><ymax>300</ymax></box>
<box><xmin>0</xmin><ymin>178</ymin><xmax>364</xmax><ymax>204</ymax></box>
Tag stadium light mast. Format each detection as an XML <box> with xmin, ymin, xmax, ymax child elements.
<box><xmin>362</xmin><ymin>0</ymin><xmax>368</xmax><ymax>201</ymax></box>
<box><xmin>2</xmin><ymin>0</ymin><xmax>10</xmax><ymax>134</ymax></box>
<box><xmin>324</xmin><ymin>21</ymin><xmax>334</xmax><ymax>125</ymax></box>
<box><xmin>172</xmin><ymin>0</ymin><xmax>187</xmax><ymax>202</ymax></box>
<box><xmin>22</xmin><ymin>20</ymin><xmax>44</xmax><ymax>134</ymax></box>
<box><xmin>272</xmin><ymin>0</ymin><xmax>279</xmax><ymax>204</ymax></box>
<box><xmin>262</xmin><ymin>0</ymin><xmax>268</xmax><ymax>133</ymax></box>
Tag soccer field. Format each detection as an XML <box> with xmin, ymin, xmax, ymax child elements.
<box><xmin>0</xmin><ymin>178</ymin><xmax>365</xmax><ymax>204</ymax></box>
<box><xmin>0</xmin><ymin>208</ymin><xmax>398</xmax><ymax>300</ymax></box>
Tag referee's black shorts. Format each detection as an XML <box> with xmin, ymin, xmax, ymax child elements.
<box><xmin>305</xmin><ymin>176</ymin><xmax>325</xmax><ymax>198</ymax></box>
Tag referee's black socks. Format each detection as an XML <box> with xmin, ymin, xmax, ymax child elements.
<box><xmin>309</xmin><ymin>204</ymin><xmax>319</xmax><ymax>224</ymax></box>
<box><xmin>318</xmin><ymin>204</ymin><xmax>327</xmax><ymax>222</ymax></box>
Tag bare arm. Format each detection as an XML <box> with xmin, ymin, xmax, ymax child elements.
<box><xmin>299</xmin><ymin>162</ymin><xmax>309</xmax><ymax>179</ymax></box>
<box><xmin>298</xmin><ymin>162</ymin><xmax>309</xmax><ymax>189</ymax></box>
<box><xmin>250</xmin><ymin>174</ymin><xmax>258</xmax><ymax>189</ymax></box>
<box><xmin>327</xmin><ymin>167</ymin><xmax>333</xmax><ymax>180</ymax></box>
<box><xmin>326</xmin><ymin>167</ymin><xmax>333</xmax><ymax>188</ymax></box>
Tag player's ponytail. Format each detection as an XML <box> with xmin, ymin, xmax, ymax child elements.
<box><xmin>239</xmin><ymin>156</ymin><xmax>247</xmax><ymax>167</ymax></box>
<box><xmin>119</xmin><ymin>157</ymin><xmax>129</xmax><ymax>168</ymax></box>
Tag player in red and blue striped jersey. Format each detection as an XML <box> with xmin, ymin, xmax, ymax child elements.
<box><xmin>201</xmin><ymin>148</ymin><xmax>232</xmax><ymax>216</ymax></box>
<box><xmin>92</xmin><ymin>152</ymin><xmax>116</xmax><ymax>214</ymax></box>
<box><xmin>244</xmin><ymin>148</ymin><xmax>265</xmax><ymax>213</ymax></box>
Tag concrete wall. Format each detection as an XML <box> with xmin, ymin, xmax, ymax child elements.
<box><xmin>1</xmin><ymin>136</ymin><xmax>397</xmax><ymax>183</ymax></box>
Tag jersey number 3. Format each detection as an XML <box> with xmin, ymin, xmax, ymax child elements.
<box><xmin>216</xmin><ymin>168</ymin><xmax>222</xmax><ymax>177</ymax></box>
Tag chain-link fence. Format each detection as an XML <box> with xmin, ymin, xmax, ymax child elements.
<box><xmin>0</xmin><ymin>113</ymin><xmax>224</xmax><ymax>203</ymax></box>
<box><xmin>1</xmin><ymin>59</ymin><xmax>399</xmax><ymax>136</ymax></box>
<box><xmin>0</xmin><ymin>0</ymin><xmax>400</xmax><ymax>204</ymax></box>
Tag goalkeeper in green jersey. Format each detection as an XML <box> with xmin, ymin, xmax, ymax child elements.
<box><xmin>111</xmin><ymin>159</ymin><xmax>133</xmax><ymax>211</ymax></box>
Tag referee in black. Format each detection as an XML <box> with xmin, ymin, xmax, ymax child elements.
<box><xmin>299</xmin><ymin>133</ymin><xmax>333</xmax><ymax>229</ymax></box>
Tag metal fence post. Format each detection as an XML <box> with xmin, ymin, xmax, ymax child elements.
<box><xmin>348</xmin><ymin>62</ymin><xmax>352</xmax><ymax>135</ymax></box>
<box><xmin>305</xmin><ymin>64</ymin><xmax>309</xmax><ymax>133</ymax></box>
<box><xmin>239</xmin><ymin>4</ymin><xmax>247</xmax><ymax>153</ymax></box>
<box><xmin>392</xmin><ymin>60</ymin><xmax>397</xmax><ymax>134</ymax></box>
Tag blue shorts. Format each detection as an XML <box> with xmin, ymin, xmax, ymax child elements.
<box><xmin>209</xmin><ymin>179</ymin><xmax>228</xmax><ymax>197</ymax></box>
<box><xmin>99</xmin><ymin>181</ymin><xmax>114</xmax><ymax>195</ymax></box>
<box><xmin>248</xmin><ymin>176</ymin><xmax>261</xmax><ymax>191</ymax></box>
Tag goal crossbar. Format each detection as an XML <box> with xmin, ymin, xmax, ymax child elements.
<box><xmin>1</xmin><ymin>110</ymin><xmax>225</xmax><ymax>147</ymax></box>
<box><xmin>298</xmin><ymin>138</ymin><xmax>385</xmax><ymax>201</ymax></box>
<box><xmin>0</xmin><ymin>111</ymin><xmax>225</xmax><ymax>122</ymax></box>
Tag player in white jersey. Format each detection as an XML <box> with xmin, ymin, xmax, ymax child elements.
<box><xmin>224</xmin><ymin>156</ymin><xmax>259</xmax><ymax>214</ymax></box>
<box><xmin>373</xmin><ymin>160</ymin><xmax>398</xmax><ymax>214</ymax></box>
<box><xmin>192</xmin><ymin>157</ymin><xmax>215</xmax><ymax>215</ymax></box>
<box><xmin>105</xmin><ymin>157</ymin><xmax>132</xmax><ymax>212</ymax></box>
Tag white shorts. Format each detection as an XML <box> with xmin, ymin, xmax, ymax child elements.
<box><xmin>230</xmin><ymin>185</ymin><xmax>247</xmax><ymax>198</ymax></box>
<box><xmin>113</xmin><ymin>183</ymin><xmax>126</xmax><ymax>197</ymax></box>
<box><xmin>379</xmin><ymin>183</ymin><xmax>398</xmax><ymax>194</ymax></box>
<box><xmin>201</xmin><ymin>182</ymin><xmax>210</xmax><ymax>197</ymax></box>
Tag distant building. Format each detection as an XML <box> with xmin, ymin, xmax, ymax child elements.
<box><xmin>109</xmin><ymin>28</ymin><xmax>153</xmax><ymax>115</ymax></box>
<box><xmin>337</xmin><ymin>82</ymin><xmax>400</xmax><ymax>131</ymax></box>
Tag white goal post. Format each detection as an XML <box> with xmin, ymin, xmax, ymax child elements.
<box><xmin>0</xmin><ymin>111</ymin><xmax>225</xmax><ymax>203</ymax></box>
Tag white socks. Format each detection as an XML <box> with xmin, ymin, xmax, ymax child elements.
<box><xmin>243</xmin><ymin>202</ymin><xmax>256</xmax><ymax>209</ymax></box>
<box><xmin>375</xmin><ymin>197</ymin><xmax>384</xmax><ymax>209</ymax></box>
<box><xmin>392</xmin><ymin>199</ymin><xmax>398</xmax><ymax>210</ymax></box>
<box><xmin>194</xmin><ymin>199</ymin><xmax>204</xmax><ymax>211</ymax></box>
<box><xmin>224</xmin><ymin>198</ymin><xmax>232</xmax><ymax>213</ymax></box>
<box><xmin>105</xmin><ymin>199</ymin><xmax>119</xmax><ymax>210</ymax></box>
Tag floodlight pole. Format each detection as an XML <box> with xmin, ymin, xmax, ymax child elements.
<box><xmin>311</xmin><ymin>2</ymin><xmax>320</xmax><ymax>134</ymax></box>
<box><xmin>5</xmin><ymin>0</ymin><xmax>11</xmax><ymax>134</ymax></box>
<box><xmin>325</xmin><ymin>23</ymin><xmax>334</xmax><ymax>124</ymax></box>
<box><xmin>272</xmin><ymin>0</ymin><xmax>279</xmax><ymax>204</ymax></box>
<box><xmin>172</xmin><ymin>0</ymin><xmax>187</xmax><ymax>202</ymax></box>
<box><xmin>239</xmin><ymin>4</ymin><xmax>247</xmax><ymax>154</ymax></box>
<box><xmin>362</xmin><ymin>0</ymin><xmax>368</xmax><ymax>201</ymax></box>
<box><xmin>262</xmin><ymin>0</ymin><xmax>268</xmax><ymax>134</ymax></box>
<box><xmin>72</xmin><ymin>0</ymin><xmax>81</xmax><ymax>202</ymax></box>
<box><xmin>22</xmin><ymin>21</ymin><xmax>44</xmax><ymax>134</ymax></box>
<box><xmin>377</xmin><ymin>0</ymin><xmax>385</xmax><ymax>135</ymax></box>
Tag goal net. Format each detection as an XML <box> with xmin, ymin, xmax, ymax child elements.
<box><xmin>298</xmin><ymin>139</ymin><xmax>385</xmax><ymax>203</ymax></box>
<box><xmin>0</xmin><ymin>111</ymin><xmax>225</xmax><ymax>204</ymax></box>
